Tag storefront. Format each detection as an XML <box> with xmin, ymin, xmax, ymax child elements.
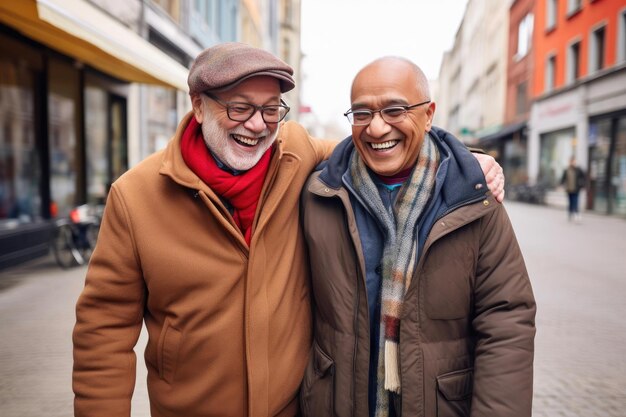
<box><xmin>528</xmin><ymin>65</ymin><xmax>626</xmax><ymax>215</ymax></box>
<box><xmin>478</xmin><ymin>121</ymin><xmax>528</xmax><ymax>190</ymax></box>
<box><xmin>0</xmin><ymin>0</ymin><xmax>188</xmax><ymax>269</ymax></box>
<box><xmin>588</xmin><ymin>111</ymin><xmax>626</xmax><ymax>216</ymax></box>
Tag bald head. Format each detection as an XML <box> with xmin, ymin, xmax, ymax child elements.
<box><xmin>351</xmin><ymin>56</ymin><xmax>431</xmax><ymax>101</ymax></box>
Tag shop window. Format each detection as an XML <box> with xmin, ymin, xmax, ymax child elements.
<box><xmin>48</xmin><ymin>59</ymin><xmax>80</xmax><ymax>217</ymax></box>
<box><xmin>612</xmin><ymin>117</ymin><xmax>626</xmax><ymax>216</ymax></box>
<box><xmin>0</xmin><ymin>57</ymin><xmax>41</xmax><ymax>228</ymax></box>
<box><xmin>146</xmin><ymin>86</ymin><xmax>177</xmax><ymax>155</ymax></box>
<box><xmin>539</xmin><ymin>128</ymin><xmax>576</xmax><ymax>189</ymax></box>
<box><xmin>566</xmin><ymin>40</ymin><xmax>581</xmax><ymax>84</ymax></box>
<box><xmin>590</xmin><ymin>25</ymin><xmax>606</xmax><ymax>73</ymax></box>
<box><xmin>588</xmin><ymin>119</ymin><xmax>612</xmax><ymax>213</ymax></box>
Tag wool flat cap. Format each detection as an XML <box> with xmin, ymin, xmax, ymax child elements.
<box><xmin>187</xmin><ymin>42</ymin><xmax>295</xmax><ymax>95</ymax></box>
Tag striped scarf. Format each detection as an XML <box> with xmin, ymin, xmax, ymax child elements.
<box><xmin>349</xmin><ymin>134</ymin><xmax>439</xmax><ymax>417</ymax></box>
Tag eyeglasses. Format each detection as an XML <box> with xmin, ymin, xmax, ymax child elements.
<box><xmin>204</xmin><ymin>93</ymin><xmax>290</xmax><ymax>123</ymax></box>
<box><xmin>343</xmin><ymin>100</ymin><xmax>431</xmax><ymax>126</ymax></box>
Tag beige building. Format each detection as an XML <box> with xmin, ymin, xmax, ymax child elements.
<box><xmin>436</xmin><ymin>0</ymin><xmax>512</xmax><ymax>144</ymax></box>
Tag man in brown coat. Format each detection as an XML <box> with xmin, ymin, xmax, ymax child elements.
<box><xmin>300</xmin><ymin>57</ymin><xmax>535</xmax><ymax>417</ymax></box>
<box><xmin>72</xmin><ymin>44</ymin><xmax>506</xmax><ymax>417</ymax></box>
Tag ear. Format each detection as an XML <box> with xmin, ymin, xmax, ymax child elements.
<box><xmin>425</xmin><ymin>101</ymin><xmax>436</xmax><ymax>132</ymax></box>
<box><xmin>191</xmin><ymin>94</ymin><xmax>204</xmax><ymax>124</ymax></box>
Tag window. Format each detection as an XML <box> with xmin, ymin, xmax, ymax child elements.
<box><xmin>516</xmin><ymin>13</ymin><xmax>534</xmax><ymax>59</ymax></box>
<box><xmin>545</xmin><ymin>54</ymin><xmax>556</xmax><ymax>92</ymax></box>
<box><xmin>567</xmin><ymin>40</ymin><xmax>581</xmax><ymax>84</ymax></box>
<box><xmin>567</xmin><ymin>0</ymin><xmax>582</xmax><ymax>17</ymax></box>
<box><xmin>516</xmin><ymin>81</ymin><xmax>528</xmax><ymax>116</ymax></box>
<box><xmin>590</xmin><ymin>25</ymin><xmax>606</xmax><ymax>73</ymax></box>
<box><xmin>0</xmin><ymin>55</ymin><xmax>41</xmax><ymax>227</ymax></box>
<box><xmin>619</xmin><ymin>9</ymin><xmax>626</xmax><ymax>63</ymax></box>
<box><xmin>48</xmin><ymin>59</ymin><xmax>80</xmax><ymax>217</ymax></box>
<box><xmin>546</xmin><ymin>0</ymin><xmax>557</xmax><ymax>31</ymax></box>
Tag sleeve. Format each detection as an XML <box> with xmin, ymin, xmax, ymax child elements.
<box><xmin>470</xmin><ymin>204</ymin><xmax>536</xmax><ymax>417</ymax></box>
<box><xmin>72</xmin><ymin>185</ymin><xmax>146</xmax><ymax>417</ymax></box>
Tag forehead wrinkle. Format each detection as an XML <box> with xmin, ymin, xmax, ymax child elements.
<box><xmin>351</xmin><ymin>95</ymin><xmax>409</xmax><ymax>110</ymax></box>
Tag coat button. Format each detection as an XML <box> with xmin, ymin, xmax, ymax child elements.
<box><xmin>375</xmin><ymin>265</ymin><xmax>382</xmax><ymax>275</ymax></box>
<box><xmin>483</xmin><ymin>200</ymin><xmax>489</xmax><ymax>206</ymax></box>
<box><xmin>324</xmin><ymin>188</ymin><xmax>329</xmax><ymax>192</ymax></box>
<box><xmin>475</xmin><ymin>183</ymin><xmax>483</xmax><ymax>190</ymax></box>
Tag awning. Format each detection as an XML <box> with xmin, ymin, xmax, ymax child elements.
<box><xmin>0</xmin><ymin>0</ymin><xmax>189</xmax><ymax>91</ymax></box>
<box><xmin>478</xmin><ymin>121</ymin><xmax>527</xmax><ymax>147</ymax></box>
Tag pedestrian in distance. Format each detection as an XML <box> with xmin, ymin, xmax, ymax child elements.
<box><xmin>299</xmin><ymin>56</ymin><xmax>536</xmax><ymax>417</ymax></box>
<box><xmin>72</xmin><ymin>43</ymin><xmax>507</xmax><ymax>417</ymax></box>
<box><xmin>561</xmin><ymin>156</ymin><xmax>586</xmax><ymax>223</ymax></box>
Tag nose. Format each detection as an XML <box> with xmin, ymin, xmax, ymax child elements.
<box><xmin>243</xmin><ymin>109</ymin><xmax>267</xmax><ymax>133</ymax></box>
<box><xmin>365</xmin><ymin>111</ymin><xmax>391</xmax><ymax>137</ymax></box>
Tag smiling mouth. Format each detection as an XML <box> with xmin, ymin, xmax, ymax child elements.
<box><xmin>231</xmin><ymin>133</ymin><xmax>261</xmax><ymax>147</ymax></box>
<box><xmin>369</xmin><ymin>140</ymin><xmax>399</xmax><ymax>151</ymax></box>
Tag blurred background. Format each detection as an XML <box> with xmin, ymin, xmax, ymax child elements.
<box><xmin>1</xmin><ymin>0</ymin><xmax>625</xmax><ymax>267</ymax></box>
<box><xmin>0</xmin><ymin>0</ymin><xmax>625</xmax><ymax>416</ymax></box>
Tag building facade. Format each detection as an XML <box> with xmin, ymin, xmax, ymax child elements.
<box><xmin>435</xmin><ymin>0</ymin><xmax>512</xmax><ymax>145</ymax></box>
<box><xmin>479</xmin><ymin>0</ymin><xmax>535</xmax><ymax>190</ymax></box>
<box><xmin>0</xmin><ymin>0</ymin><xmax>299</xmax><ymax>269</ymax></box>
<box><xmin>529</xmin><ymin>0</ymin><xmax>626</xmax><ymax>216</ymax></box>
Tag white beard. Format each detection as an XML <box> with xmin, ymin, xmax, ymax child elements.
<box><xmin>200</xmin><ymin>115</ymin><xmax>278</xmax><ymax>171</ymax></box>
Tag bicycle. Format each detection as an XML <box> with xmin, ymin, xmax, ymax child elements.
<box><xmin>52</xmin><ymin>204</ymin><xmax>102</xmax><ymax>269</ymax></box>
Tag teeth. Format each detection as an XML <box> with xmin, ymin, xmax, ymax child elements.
<box><xmin>233</xmin><ymin>134</ymin><xmax>259</xmax><ymax>146</ymax></box>
<box><xmin>370</xmin><ymin>140</ymin><xmax>398</xmax><ymax>150</ymax></box>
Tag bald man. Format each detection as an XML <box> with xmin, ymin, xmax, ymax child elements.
<box><xmin>299</xmin><ymin>57</ymin><xmax>535</xmax><ymax>417</ymax></box>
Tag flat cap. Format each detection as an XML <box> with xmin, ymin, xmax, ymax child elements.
<box><xmin>188</xmin><ymin>42</ymin><xmax>295</xmax><ymax>95</ymax></box>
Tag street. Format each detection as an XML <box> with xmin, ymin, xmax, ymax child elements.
<box><xmin>0</xmin><ymin>201</ymin><xmax>625</xmax><ymax>416</ymax></box>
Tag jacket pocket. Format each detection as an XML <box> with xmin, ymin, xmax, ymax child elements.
<box><xmin>157</xmin><ymin>320</ymin><xmax>182</xmax><ymax>383</ymax></box>
<box><xmin>300</xmin><ymin>341</ymin><xmax>334</xmax><ymax>417</ymax></box>
<box><xmin>436</xmin><ymin>368</ymin><xmax>473</xmax><ymax>417</ymax></box>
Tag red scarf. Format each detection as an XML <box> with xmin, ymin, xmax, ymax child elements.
<box><xmin>180</xmin><ymin>117</ymin><xmax>272</xmax><ymax>245</ymax></box>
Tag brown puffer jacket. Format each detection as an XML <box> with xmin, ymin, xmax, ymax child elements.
<box><xmin>299</xmin><ymin>136</ymin><xmax>536</xmax><ymax>417</ymax></box>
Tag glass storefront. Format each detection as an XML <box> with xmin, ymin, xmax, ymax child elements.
<box><xmin>146</xmin><ymin>86</ymin><xmax>178</xmax><ymax>153</ymax></box>
<box><xmin>0</xmin><ymin>38</ymin><xmax>42</xmax><ymax>230</ymax></box>
<box><xmin>85</xmin><ymin>84</ymin><xmax>108</xmax><ymax>205</ymax></box>
<box><xmin>612</xmin><ymin>117</ymin><xmax>626</xmax><ymax>216</ymax></box>
<box><xmin>539</xmin><ymin>127</ymin><xmax>576</xmax><ymax>189</ymax></box>
<box><xmin>588</xmin><ymin>119</ymin><xmax>611</xmax><ymax>213</ymax></box>
<box><xmin>0</xmin><ymin>30</ymin><xmax>129</xmax><ymax>268</ymax></box>
<box><xmin>48</xmin><ymin>59</ymin><xmax>80</xmax><ymax>218</ymax></box>
<box><xmin>590</xmin><ymin>113</ymin><xmax>626</xmax><ymax>216</ymax></box>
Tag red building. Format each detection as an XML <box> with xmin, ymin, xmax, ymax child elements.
<box><xmin>533</xmin><ymin>0</ymin><xmax>625</xmax><ymax>95</ymax></box>
<box><xmin>529</xmin><ymin>0</ymin><xmax>626</xmax><ymax>216</ymax></box>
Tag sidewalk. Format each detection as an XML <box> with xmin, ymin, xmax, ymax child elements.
<box><xmin>1</xmin><ymin>201</ymin><xmax>625</xmax><ymax>416</ymax></box>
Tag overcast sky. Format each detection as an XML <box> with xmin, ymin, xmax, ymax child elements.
<box><xmin>300</xmin><ymin>0</ymin><xmax>468</xmax><ymax>132</ymax></box>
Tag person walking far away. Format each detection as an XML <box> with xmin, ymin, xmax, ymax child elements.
<box><xmin>72</xmin><ymin>43</ymin><xmax>506</xmax><ymax>417</ymax></box>
<box><xmin>299</xmin><ymin>56</ymin><xmax>536</xmax><ymax>417</ymax></box>
<box><xmin>561</xmin><ymin>156</ymin><xmax>586</xmax><ymax>223</ymax></box>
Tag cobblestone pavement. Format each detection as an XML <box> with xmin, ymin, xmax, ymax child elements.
<box><xmin>504</xmin><ymin>202</ymin><xmax>626</xmax><ymax>417</ymax></box>
<box><xmin>0</xmin><ymin>201</ymin><xmax>625</xmax><ymax>416</ymax></box>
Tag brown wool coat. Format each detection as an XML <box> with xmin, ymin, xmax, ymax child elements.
<box><xmin>72</xmin><ymin>112</ymin><xmax>335</xmax><ymax>417</ymax></box>
<box><xmin>300</xmin><ymin>171</ymin><xmax>536</xmax><ymax>417</ymax></box>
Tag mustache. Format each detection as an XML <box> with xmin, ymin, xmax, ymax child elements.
<box><xmin>228</xmin><ymin>127</ymin><xmax>271</xmax><ymax>138</ymax></box>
